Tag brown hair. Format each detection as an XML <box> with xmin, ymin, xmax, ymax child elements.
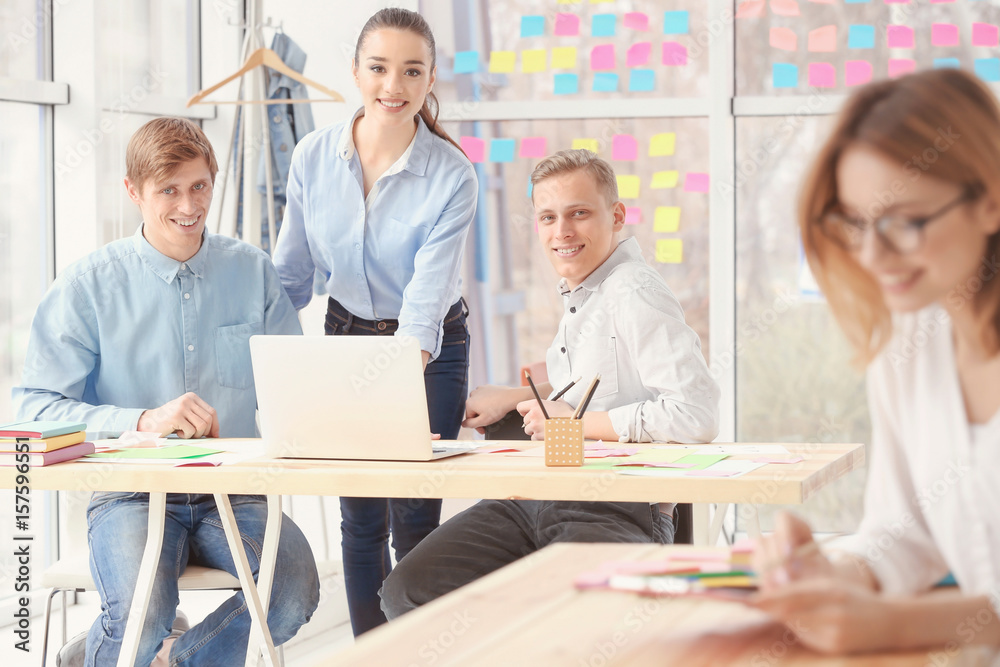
<box><xmin>800</xmin><ymin>68</ymin><xmax>1000</xmax><ymax>364</ymax></box>
<box><xmin>126</xmin><ymin>117</ymin><xmax>218</xmax><ymax>194</ymax></box>
<box><xmin>355</xmin><ymin>8</ymin><xmax>464</xmax><ymax>156</ymax></box>
<box><xmin>530</xmin><ymin>149</ymin><xmax>619</xmax><ymax>206</ymax></box>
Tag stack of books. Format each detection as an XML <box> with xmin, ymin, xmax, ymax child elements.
<box><xmin>0</xmin><ymin>421</ymin><xmax>93</xmax><ymax>466</ymax></box>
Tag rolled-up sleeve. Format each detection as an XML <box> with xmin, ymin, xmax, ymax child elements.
<box><xmin>272</xmin><ymin>140</ymin><xmax>317</xmax><ymax>311</ymax></box>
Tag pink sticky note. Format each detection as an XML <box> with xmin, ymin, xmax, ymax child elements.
<box><xmin>888</xmin><ymin>58</ymin><xmax>916</xmax><ymax>78</ymax></box>
<box><xmin>887</xmin><ymin>25</ymin><xmax>914</xmax><ymax>49</ymax></box>
<box><xmin>612</xmin><ymin>134</ymin><xmax>639</xmax><ymax>161</ymax></box>
<box><xmin>554</xmin><ymin>13</ymin><xmax>580</xmax><ymax>36</ymax></box>
<box><xmin>973</xmin><ymin>23</ymin><xmax>999</xmax><ymax>47</ymax></box>
<box><xmin>662</xmin><ymin>42</ymin><xmax>688</xmax><ymax>66</ymax></box>
<box><xmin>808</xmin><ymin>62</ymin><xmax>836</xmax><ymax>88</ymax></box>
<box><xmin>590</xmin><ymin>44</ymin><xmax>616</xmax><ymax>71</ymax></box>
<box><xmin>932</xmin><ymin>23</ymin><xmax>959</xmax><ymax>47</ymax></box>
<box><xmin>845</xmin><ymin>60</ymin><xmax>873</xmax><ymax>86</ymax></box>
<box><xmin>769</xmin><ymin>27</ymin><xmax>797</xmax><ymax>52</ymax></box>
<box><xmin>627</xmin><ymin>42</ymin><xmax>652</xmax><ymax>67</ymax></box>
<box><xmin>519</xmin><ymin>136</ymin><xmax>548</xmax><ymax>158</ymax></box>
<box><xmin>480</xmin><ymin>447</ymin><xmax>522</xmax><ymax>454</ymax></box>
<box><xmin>807</xmin><ymin>25</ymin><xmax>837</xmax><ymax>53</ymax></box>
<box><xmin>625</xmin><ymin>207</ymin><xmax>641</xmax><ymax>224</ymax></box>
<box><xmin>460</xmin><ymin>136</ymin><xmax>485</xmax><ymax>163</ymax></box>
<box><xmin>684</xmin><ymin>173</ymin><xmax>709</xmax><ymax>193</ymax></box>
<box><xmin>770</xmin><ymin>0</ymin><xmax>800</xmax><ymax>17</ymax></box>
<box><xmin>752</xmin><ymin>456</ymin><xmax>805</xmax><ymax>464</ymax></box>
<box><xmin>624</xmin><ymin>12</ymin><xmax>649</xmax><ymax>31</ymax></box>
<box><xmin>735</xmin><ymin>0</ymin><xmax>765</xmax><ymax>18</ymax></box>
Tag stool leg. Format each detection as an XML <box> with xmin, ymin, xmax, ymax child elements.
<box><xmin>61</xmin><ymin>590</ymin><xmax>67</xmax><ymax>645</ymax></box>
<box><xmin>40</xmin><ymin>588</ymin><xmax>58</xmax><ymax>667</ymax></box>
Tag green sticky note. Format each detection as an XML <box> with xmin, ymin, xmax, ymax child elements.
<box><xmin>87</xmin><ymin>445</ymin><xmax>222</xmax><ymax>459</ymax></box>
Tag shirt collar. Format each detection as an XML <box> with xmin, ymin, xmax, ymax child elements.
<box><xmin>557</xmin><ymin>237</ymin><xmax>642</xmax><ymax>296</ymax></box>
<box><xmin>133</xmin><ymin>224</ymin><xmax>208</xmax><ymax>283</ymax></box>
<box><xmin>336</xmin><ymin>106</ymin><xmax>432</xmax><ymax>177</ymax></box>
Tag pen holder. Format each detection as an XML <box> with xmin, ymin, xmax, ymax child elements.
<box><xmin>544</xmin><ymin>418</ymin><xmax>584</xmax><ymax>467</ymax></box>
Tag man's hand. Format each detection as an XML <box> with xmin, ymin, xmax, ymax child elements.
<box><xmin>463</xmin><ymin>385</ymin><xmax>528</xmax><ymax>433</ymax></box>
<box><xmin>516</xmin><ymin>399</ymin><xmax>574</xmax><ymax>440</ymax></box>
<box><xmin>137</xmin><ymin>392</ymin><xmax>220</xmax><ymax>439</ymax></box>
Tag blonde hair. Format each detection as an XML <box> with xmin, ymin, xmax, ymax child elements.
<box><xmin>126</xmin><ymin>117</ymin><xmax>218</xmax><ymax>194</ymax></box>
<box><xmin>530</xmin><ymin>149</ymin><xmax>619</xmax><ymax>206</ymax></box>
<box><xmin>800</xmin><ymin>68</ymin><xmax>1000</xmax><ymax>365</ymax></box>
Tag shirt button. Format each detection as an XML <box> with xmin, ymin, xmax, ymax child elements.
<box><xmin>570</xmin><ymin>307</ymin><xmax>576</xmax><ymax>313</ymax></box>
<box><xmin>184</xmin><ymin>293</ymin><xmax>190</xmax><ymax>300</ymax></box>
<box><xmin>180</xmin><ymin>263</ymin><xmax>187</xmax><ymax>270</ymax></box>
<box><xmin>561</xmin><ymin>347</ymin><xmax>566</xmax><ymax>353</ymax></box>
<box><xmin>272</xmin><ymin>114</ymin><xmax>281</xmax><ymax>123</ymax></box>
<box><xmin>187</xmin><ymin>345</ymin><xmax>194</xmax><ymax>351</ymax></box>
<box><xmin>354</xmin><ymin>243</ymin><xmax>361</xmax><ymax>250</ymax></box>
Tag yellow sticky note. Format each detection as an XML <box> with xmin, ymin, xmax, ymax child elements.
<box><xmin>489</xmin><ymin>51</ymin><xmax>516</xmax><ymax>73</ymax></box>
<box><xmin>654</xmin><ymin>207</ymin><xmax>681</xmax><ymax>232</ymax></box>
<box><xmin>617</xmin><ymin>175</ymin><xmax>640</xmax><ymax>199</ymax></box>
<box><xmin>651</xmin><ymin>171</ymin><xmax>679</xmax><ymax>189</ymax></box>
<box><xmin>521</xmin><ymin>49</ymin><xmax>547</xmax><ymax>73</ymax></box>
<box><xmin>572</xmin><ymin>138</ymin><xmax>600</xmax><ymax>154</ymax></box>
<box><xmin>650</xmin><ymin>133</ymin><xmax>676</xmax><ymax>156</ymax></box>
<box><xmin>551</xmin><ymin>47</ymin><xmax>578</xmax><ymax>69</ymax></box>
<box><xmin>655</xmin><ymin>239</ymin><xmax>684</xmax><ymax>264</ymax></box>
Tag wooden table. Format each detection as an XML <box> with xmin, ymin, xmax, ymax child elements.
<box><xmin>332</xmin><ymin>542</ymin><xmax>988</xmax><ymax>667</ymax></box>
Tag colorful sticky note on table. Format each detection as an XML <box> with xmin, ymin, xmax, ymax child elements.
<box><xmin>627</xmin><ymin>42</ymin><xmax>652</xmax><ymax>66</ymax></box>
<box><xmin>889</xmin><ymin>58</ymin><xmax>916</xmax><ymax>78</ymax></box>
<box><xmin>684</xmin><ymin>172</ymin><xmax>709</xmax><ymax>192</ymax></box>
<box><xmin>521</xmin><ymin>15</ymin><xmax>545</xmax><ymax>38</ymax></box>
<box><xmin>848</xmin><ymin>25</ymin><xmax>875</xmax><ymax>49</ymax></box>
<box><xmin>460</xmin><ymin>136</ymin><xmax>485</xmax><ymax>163</ymax></box>
<box><xmin>975</xmin><ymin>58</ymin><xmax>1000</xmax><ymax>82</ymax></box>
<box><xmin>617</xmin><ymin>174</ymin><xmax>641</xmax><ymax>199</ymax></box>
<box><xmin>770</xmin><ymin>0</ymin><xmax>800</xmax><ymax>16</ymax></box>
<box><xmin>809</xmin><ymin>62</ymin><xmax>836</xmax><ymax>87</ymax></box>
<box><xmin>573</xmin><ymin>138</ymin><xmax>600</xmax><ymax>153</ymax></box>
<box><xmin>489</xmin><ymin>51</ymin><xmax>516</xmax><ymax>73</ymax></box>
<box><xmin>625</xmin><ymin>207</ymin><xmax>641</xmax><ymax>224</ymax></box>
<box><xmin>629</xmin><ymin>69</ymin><xmax>655</xmax><ymax>92</ymax></box>
<box><xmin>773</xmin><ymin>63</ymin><xmax>798</xmax><ymax>88</ymax></box>
<box><xmin>612</xmin><ymin>134</ymin><xmax>638</xmax><ymax>161</ymax></box>
<box><xmin>655</xmin><ymin>239</ymin><xmax>683</xmax><ymax>264</ymax></box>
<box><xmin>932</xmin><ymin>23</ymin><xmax>959</xmax><ymax>47</ymax></box>
<box><xmin>973</xmin><ymin>23</ymin><xmax>999</xmax><ymax>47</ymax></box>
<box><xmin>591</xmin><ymin>44</ymin><xmax>616</xmax><ymax>70</ymax></box>
<box><xmin>845</xmin><ymin>60</ymin><xmax>873</xmax><ymax>86</ymax></box>
<box><xmin>555</xmin><ymin>13</ymin><xmax>580</xmax><ymax>36</ymax></box>
<box><xmin>552</xmin><ymin>47</ymin><xmax>578</xmax><ymax>69</ymax></box>
<box><xmin>663</xmin><ymin>11</ymin><xmax>689</xmax><ymax>34</ymax></box>
<box><xmin>489</xmin><ymin>138</ymin><xmax>516</xmax><ymax>163</ymax></box>
<box><xmin>554</xmin><ymin>73</ymin><xmax>579</xmax><ymax>94</ymax></box>
<box><xmin>593</xmin><ymin>72</ymin><xmax>619</xmax><ymax>92</ymax></box>
<box><xmin>520</xmin><ymin>137</ymin><xmax>547</xmax><ymax>158</ymax></box>
<box><xmin>624</xmin><ymin>12</ymin><xmax>649</xmax><ymax>31</ymax></box>
<box><xmin>592</xmin><ymin>14</ymin><xmax>616</xmax><ymax>37</ymax></box>
<box><xmin>662</xmin><ymin>42</ymin><xmax>688</xmax><ymax>66</ymax></box>
<box><xmin>651</xmin><ymin>170</ymin><xmax>679</xmax><ymax>189</ymax></box>
<box><xmin>654</xmin><ymin>206</ymin><xmax>681</xmax><ymax>232</ymax></box>
<box><xmin>887</xmin><ymin>25</ymin><xmax>914</xmax><ymax>49</ymax></box>
<box><xmin>807</xmin><ymin>25</ymin><xmax>837</xmax><ymax>52</ymax></box>
<box><xmin>453</xmin><ymin>51</ymin><xmax>479</xmax><ymax>74</ymax></box>
<box><xmin>650</xmin><ymin>132</ymin><xmax>676</xmax><ymax>156</ymax></box>
<box><xmin>769</xmin><ymin>27</ymin><xmax>797</xmax><ymax>52</ymax></box>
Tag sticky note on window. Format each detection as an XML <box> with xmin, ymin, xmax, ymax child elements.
<box><xmin>649</xmin><ymin>133</ymin><xmax>676</xmax><ymax>156</ymax></box>
<box><xmin>625</xmin><ymin>207</ymin><xmax>641</xmax><ymax>224</ymax></box>
<box><xmin>625</xmin><ymin>12</ymin><xmax>649</xmax><ymax>31</ymax></box>
<box><xmin>489</xmin><ymin>139</ymin><xmax>516</xmax><ymax>163</ymax></box>
<box><xmin>975</xmin><ymin>58</ymin><xmax>1000</xmax><ymax>82</ymax></box>
<box><xmin>460</xmin><ymin>136</ymin><xmax>485</xmax><ymax>163</ymax></box>
<box><xmin>934</xmin><ymin>57</ymin><xmax>960</xmax><ymax>69</ymax></box>
<box><xmin>555</xmin><ymin>13</ymin><xmax>580</xmax><ymax>36</ymax></box>
<box><xmin>973</xmin><ymin>23</ymin><xmax>999</xmax><ymax>47</ymax></box>
<box><xmin>845</xmin><ymin>60</ymin><xmax>873</xmax><ymax>86</ymax></box>
<box><xmin>807</xmin><ymin>25</ymin><xmax>837</xmax><ymax>52</ymax></box>
<box><xmin>551</xmin><ymin>47</ymin><xmax>578</xmax><ymax>69</ymax></box>
<box><xmin>770</xmin><ymin>0</ymin><xmax>800</xmax><ymax>16</ymax></box>
<box><xmin>573</xmin><ymin>138</ymin><xmax>599</xmax><ymax>153</ymax></box>
<box><xmin>656</xmin><ymin>239</ymin><xmax>683</xmax><ymax>264</ymax></box>
<box><xmin>662</xmin><ymin>42</ymin><xmax>688</xmax><ymax>66</ymax></box>
<box><xmin>555</xmin><ymin>73</ymin><xmax>579</xmax><ymax>95</ymax></box>
<box><xmin>628</xmin><ymin>69</ymin><xmax>655</xmax><ymax>92</ymax></box>
<box><xmin>736</xmin><ymin>0</ymin><xmax>766</xmax><ymax>18</ymax></box>
<box><xmin>684</xmin><ymin>173</ymin><xmax>709</xmax><ymax>193</ymax></box>
<box><xmin>663</xmin><ymin>11</ymin><xmax>689</xmax><ymax>34</ymax></box>
<box><xmin>627</xmin><ymin>42</ymin><xmax>652</xmax><ymax>66</ymax></box>
<box><xmin>454</xmin><ymin>51</ymin><xmax>479</xmax><ymax>74</ymax></box>
<box><xmin>848</xmin><ymin>25</ymin><xmax>875</xmax><ymax>49</ymax></box>
<box><xmin>592</xmin><ymin>14</ymin><xmax>616</xmax><ymax>37</ymax></box>
<box><xmin>612</xmin><ymin>134</ymin><xmax>638</xmax><ymax>161</ymax></box>
<box><xmin>522</xmin><ymin>49</ymin><xmax>547</xmax><ymax>73</ymax></box>
<box><xmin>770</xmin><ymin>27</ymin><xmax>797</xmax><ymax>52</ymax></box>
<box><xmin>593</xmin><ymin>72</ymin><xmax>619</xmax><ymax>92</ymax></box>
<box><xmin>888</xmin><ymin>58</ymin><xmax>916</xmax><ymax>78</ymax></box>
<box><xmin>521</xmin><ymin>15</ymin><xmax>545</xmax><ymax>38</ymax></box>
<box><xmin>808</xmin><ymin>62</ymin><xmax>836</xmax><ymax>87</ymax></box>
<box><xmin>932</xmin><ymin>23</ymin><xmax>959</xmax><ymax>47</ymax></box>
<box><xmin>489</xmin><ymin>51</ymin><xmax>516</xmax><ymax>73</ymax></box>
<box><xmin>591</xmin><ymin>44</ymin><xmax>616</xmax><ymax>70</ymax></box>
<box><xmin>654</xmin><ymin>207</ymin><xmax>681</xmax><ymax>232</ymax></box>
<box><xmin>887</xmin><ymin>25</ymin><xmax>914</xmax><ymax>48</ymax></box>
<box><xmin>617</xmin><ymin>175</ymin><xmax>640</xmax><ymax>199</ymax></box>
<box><xmin>520</xmin><ymin>137</ymin><xmax>547</xmax><ymax>158</ymax></box>
<box><xmin>651</xmin><ymin>171</ymin><xmax>679</xmax><ymax>189</ymax></box>
<box><xmin>773</xmin><ymin>63</ymin><xmax>798</xmax><ymax>88</ymax></box>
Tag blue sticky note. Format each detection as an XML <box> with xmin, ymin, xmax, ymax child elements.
<box><xmin>521</xmin><ymin>15</ymin><xmax>544</xmax><ymax>38</ymax></box>
<box><xmin>628</xmin><ymin>69</ymin><xmax>655</xmax><ymax>92</ymax></box>
<box><xmin>976</xmin><ymin>58</ymin><xmax>1000</xmax><ymax>82</ymax></box>
<box><xmin>592</xmin><ymin>72</ymin><xmax>619</xmax><ymax>92</ymax></box>
<box><xmin>663</xmin><ymin>11</ymin><xmax>689</xmax><ymax>35</ymax></box>
<box><xmin>554</xmin><ymin>73</ymin><xmax>579</xmax><ymax>95</ymax></box>
<box><xmin>592</xmin><ymin>14</ymin><xmax>616</xmax><ymax>37</ymax></box>
<box><xmin>848</xmin><ymin>25</ymin><xmax>875</xmax><ymax>49</ymax></box>
<box><xmin>489</xmin><ymin>138</ymin><xmax>516</xmax><ymax>163</ymax></box>
<box><xmin>934</xmin><ymin>58</ymin><xmax>961</xmax><ymax>69</ymax></box>
<box><xmin>772</xmin><ymin>63</ymin><xmax>798</xmax><ymax>89</ymax></box>
<box><xmin>453</xmin><ymin>51</ymin><xmax>479</xmax><ymax>74</ymax></box>
<box><xmin>844</xmin><ymin>0</ymin><xmax>870</xmax><ymax>3</ymax></box>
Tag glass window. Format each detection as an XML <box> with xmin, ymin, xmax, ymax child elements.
<box><xmin>0</xmin><ymin>0</ymin><xmax>44</xmax><ymax>80</ymax></box>
<box><xmin>97</xmin><ymin>112</ymin><xmax>153</xmax><ymax>246</ymax></box>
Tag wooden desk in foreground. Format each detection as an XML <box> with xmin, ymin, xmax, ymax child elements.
<box><xmin>333</xmin><ymin>543</ymin><xmax>992</xmax><ymax>667</ymax></box>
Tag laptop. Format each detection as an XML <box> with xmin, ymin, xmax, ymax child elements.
<box><xmin>249</xmin><ymin>334</ymin><xmax>477</xmax><ymax>461</ymax></box>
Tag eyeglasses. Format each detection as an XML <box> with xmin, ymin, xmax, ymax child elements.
<box><xmin>818</xmin><ymin>187</ymin><xmax>979</xmax><ymax>254</ymax></box>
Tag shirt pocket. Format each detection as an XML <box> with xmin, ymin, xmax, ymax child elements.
<box><xmin>215</xmin><ymin>321</ymin><xmax>264</xmax><ymax>390</ymax></box>
<box><xmin>576</xmin><ymin>336</ymin><xmax>619</xmax><ymax>401</ymax></box>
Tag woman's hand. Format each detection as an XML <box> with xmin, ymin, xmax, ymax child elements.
<box><xmin>753</xmin><ymin>512</ymin><xmax>835</xmax><ymax>590</ymax></box>
<box><xmin>515</xmin><ymin>399</ymin><xmax>574</xmax><ymax>440</ymax></box>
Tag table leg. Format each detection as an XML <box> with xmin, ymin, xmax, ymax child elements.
<box><xmin>213</xmin><ymin>493</ymin><xmax>279</xmax><ymax>667</ymax></box>
<box><xmin>707</xmin><ymin>503</ymin><xmax>730</xmax><ymax>546</ymax></box>
<box><xmin>247</xmin><ymin>495</ymin><xmax>282</xmax><ymax>664</ymax></box>
<box><xmin>117</xmin><ymin>492</ymin><xmax>166</xmax><ymax>667</ymax></box>
<box><xmin>692</xmin><ymin>503</ymin><xmax>711</xmax><ymax>545</ymax></box>
<box><xmin>744</xmin><ymin>503</ymin><xmax>762</xmax><ymax>539</ymax></box>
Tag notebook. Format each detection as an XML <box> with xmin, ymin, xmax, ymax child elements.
<box><xmin>0</xmin><ymin>421</ymin><xmax>87</xmax><ymax>439</ymax></box>
<box><xmin>249</xmin><ymin>335</ymin><xmax>477</xmax><ymax>461</ymax></box>
<box><xmin>0</xmin><ymin>441</ymin><xmax>96</xmax><ymax>467</ymax></box>
<box><xmin>0</xmin><ymin>430</ymin><xmax>87</xmax><ymax>453</ymax></box>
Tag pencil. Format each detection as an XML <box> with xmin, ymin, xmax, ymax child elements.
<box><xmin>524</xmin><ymin>370</ymin><xmax>550</xmax><ymax>420</ymax></box>
<box><xmin>572</xmin><ymin>374</ymin><xmax>602</xmax><ymax>420</ymax></box>
<box><xmin>551</xmin><ymin>376</ymin><xmax>582</xmax><ymax>402</ymax></box>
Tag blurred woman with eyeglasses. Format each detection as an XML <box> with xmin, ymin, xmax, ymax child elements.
<box><xmin>750</xmin><ymin>68</ymin><xmax>1000</xmax><ymax>655</ymax></box>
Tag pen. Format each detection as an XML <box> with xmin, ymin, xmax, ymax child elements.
<box><xmin>572</xmin><ymin>374</ymin><xmax>601</xmax><ymax>420</ymax></box>
<box><xmin>524</xmin><ymin>370</ymin><xmax>550</xmax><ymax>420</ymax></box>
<box><xmin>550</xmin><ymin>376</ymin><xmax>582</xmax><ymax>402</ymax></box>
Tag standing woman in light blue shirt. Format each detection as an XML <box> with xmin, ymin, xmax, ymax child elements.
<box><xmin>272</xmin><ymin>8</ymin><xmax>477</xmax><ymax>636</ymax></box>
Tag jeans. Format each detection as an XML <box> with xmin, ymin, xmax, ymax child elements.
<box><xmin>85</xmin><ymin>492</ymin><xmax>319</xmax><ymax>666</ymax></box>
<box><xmin>325</xmin><ymin>297</ymin><xmax>471</xmax><ymax>636</ymax></box>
